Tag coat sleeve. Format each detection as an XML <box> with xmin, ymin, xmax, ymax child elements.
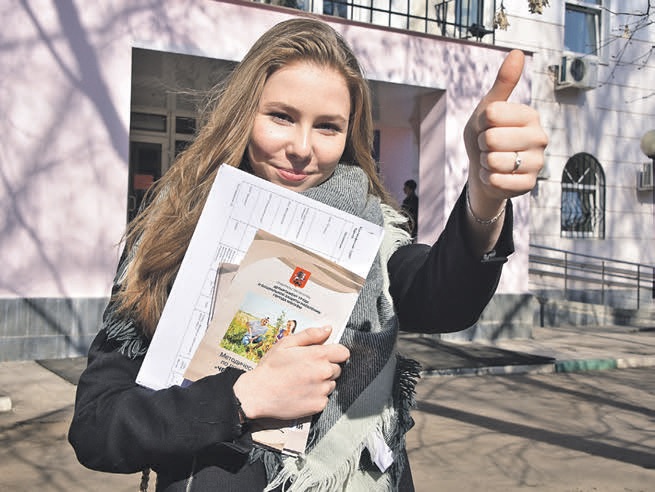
<box><xmin>68</xmin><ymin>321</ymin><xmax>252</xmax><ymax>474</ymax></box>
<box><xmin>387</xmin><ymin>187</ymin><xmax>514</xmax><ymax>334</ymax></box>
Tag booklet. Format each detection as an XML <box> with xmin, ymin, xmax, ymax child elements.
<box><xmin>136</xmin><ymin>165</ymin><xmax>384</xmax><ymax>391</ymax></box>
<box><xmin>183</xmin><ymin>229</ymin><xmax>366</xmax><ymax>456</ymax></box>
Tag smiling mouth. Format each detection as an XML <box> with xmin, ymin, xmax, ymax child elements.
<box><xmin>277</xmin><ymin>168</ymin><xmax>308</xmax><ymax>182</ymax></box>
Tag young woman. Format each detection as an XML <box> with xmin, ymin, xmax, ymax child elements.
<box><xmin>276</xmin><ymin>320</ymin><xmax>297</xmax><ymax>342</ymax></box>
<box><xmin>69</xmin><ymin>17</ymin><xmax>547</xmax><ymax>491</ymax></box>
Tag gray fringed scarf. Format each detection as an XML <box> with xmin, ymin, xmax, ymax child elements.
<box><xmin>106</xmin><ymin>164</ymin><xmax>421</xmax><ymax>491</ymax></box>
<box><xmin>254</xmin><ymin>164</ymin><xmax>420</xmax><ymax>491</ymax></box>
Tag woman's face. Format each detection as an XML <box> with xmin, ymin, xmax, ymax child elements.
<box><xmin>247</xmin><ymin>61</ymin><xmax>351</xmax><ymax>191</ymax></box>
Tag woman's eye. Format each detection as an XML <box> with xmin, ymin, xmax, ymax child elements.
<box><xmin>317</xmin><ymin>123</ymin><xmax>341</xmax><ymax>133</ymax></box>
<box><xmin>271</xmin><ymin>112</ymin><xmax>292</xmax><ymax>123</ymax></box>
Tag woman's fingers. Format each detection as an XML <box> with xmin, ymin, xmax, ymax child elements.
<box><xmin>278</xmin><ymin>326</ymin><xmax>332</xmax><ymax>347</ymax></box>
<box><xmin>275</xmin><ymin>326</ymin><xmax>350</xmax><ymax>363</ymax></box>
<box><xmin>478</xmin><ymin>166</ymin><xmax>538</xmax><ymax>195</ymax></box>
<box><xmin>477</xmin><ymin>125</ymin><xmax>547</xmax><ymax>153</ymax></box>
<box><xmin>480</xmin><ymin>148</ymin><xmax>543</xmax><ymax>175</ymax></box>
<box><xmin>233</xmin><ymin>326</ymin><xmax>350</xmax><ymax>420</ymax></box>
<box><xmin>477</xmin><ymin>100</ymin><xmax>538</xmax><ymax>129</ymax></box>
<box><xmin>473</xmin><ymin>101</ymin><xmax>547</xmax><ymax>199</ymax></box>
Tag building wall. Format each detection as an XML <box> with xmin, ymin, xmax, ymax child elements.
<box><xmin>378</xmin><ymin>127</ymin><xmax>419</xmax><ymax>204</ymax></box>
<box><xmin>495</xmin><ymin>0</ymin><xmax>655</xmax><ymax>266</ymax></box>
<box><xmin>1</xmin><ymin>0</ymin><xmax>533</xmax><ymax>360</ymax></box>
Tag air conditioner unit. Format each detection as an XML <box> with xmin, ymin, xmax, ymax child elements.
<box><xmin>637</xmin><ymin>161</ymin><xmax>654</xmax><ymax>191</ymax></box>
<box><xmin>555</xmin><ymin>55</ymin><xmax>598</xmax><ymax>90</ymax></box>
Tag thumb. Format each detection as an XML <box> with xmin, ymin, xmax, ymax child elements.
<box><xmin>483</xmin><ymin>49</ymin><xmax>525</xmax><ymax>104</ymax></box>
<box><xmin>284</xmin><ymin>326</ymin><xmax>332</xmax><ymax>347</ymax></box>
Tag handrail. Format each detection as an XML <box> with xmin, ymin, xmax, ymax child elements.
<box><xmin>530</xmin><ymin>244</ymin><xmax>654</xmax><ymax>269</ymax></box>
<box><xmin>529</xmin><ymin>244</ymin><xmax>655</xmax><ymax>310</ymax></box>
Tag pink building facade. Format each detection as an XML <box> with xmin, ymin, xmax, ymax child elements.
<box><xmin>1</xmin><ymin>0</ymin><xmax>534</xmax><ymax>361</ymax></box>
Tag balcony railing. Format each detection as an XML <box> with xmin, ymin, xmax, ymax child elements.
<box><xmin>253</xmin><ymin>0</ymin><xmax>497</xmax><ymax>43</ymax></box>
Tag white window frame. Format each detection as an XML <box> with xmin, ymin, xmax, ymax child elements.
<box><xmin>564</xmin><ymin>0</ymin><xmax>608</xmax><ymax>63</ymax></box>
<box><xmin>130</xmin><ymin>105</ymin><xmax>197</xmax><ymax>175</ymax></box>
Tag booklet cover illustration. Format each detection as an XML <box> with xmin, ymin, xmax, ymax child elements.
<box><xmin>183</xmin><ymin>229</ymin><xmax>365</xmax><ymax>455</ymax></box>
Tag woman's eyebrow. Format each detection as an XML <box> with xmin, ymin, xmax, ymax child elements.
<box><xmin>261</xmin><ymin>101</ymin><xmax>348</xmax><ymax>123</ymax></box>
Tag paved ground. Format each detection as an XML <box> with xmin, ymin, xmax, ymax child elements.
<box><xmin>398</xmin><ymin>325</ymin><xmax>655</xmax><ymax>376</ymax></box>
<box><xmin>407</xmin><ymin>367</ymin><xmax>655</xmax><ymax>492</ymax></box>
<box><xmin>1</xmin><ymin>324</ymin><xmax>654</xmax><ymax>491</ymax></box>
<box><xmin>0</xmin><ymin>360</ymin><xmax>138</xmax><ymax>492</ymax></box>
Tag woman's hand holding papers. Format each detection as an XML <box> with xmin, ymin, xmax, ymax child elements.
<box><xmin>232</xmin><ymin>326</ymin><xmax>350</xmax><ymax>420</ymax></box>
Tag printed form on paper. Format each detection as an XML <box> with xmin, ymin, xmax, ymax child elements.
<box><xmin>136</xmin><ymin>165</ymin><xmax>384</xmax><ymax>390</ymax></box>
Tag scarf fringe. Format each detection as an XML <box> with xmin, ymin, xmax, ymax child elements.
<box><xmin>388</xmin><ymin>354</ymin><xmax>422</xmax><ymax>454</ymax></box>
<box><xmin>262</xmin><ymin>405</ymin><xmax>398</xmax><ymax>492</ymax></box>
<box><xmin>395</xmin><ymin>354</ymin><xmax>421</xmax><ymax>413</ymax></box>
<box><xmin>379</xmin><ymin>204</ymin><xmax>412</xmax><ymax>307</ymax></box>
<box><xmin>259</xmin><ymin>354</ymin><xmax>421</xmax><ymax>492</ymax></box>
<box><xmin>250</xmin><ymin>446</ymin><xmax>284</xmax><ymax>480</ymax></box>
<box><xmin>379</xmin><ymin>204</ymin><xmax>412</xmax><ymax>263</ymax></box>
<box><xmin>103</xmin><ymin>239</ymin><xmax>151</xmax><ymax>358</ymax></box>
<box><xmin>103</xmin><ymin>303</ymin><xmax>149</xmax><ymax>358</ymax></box>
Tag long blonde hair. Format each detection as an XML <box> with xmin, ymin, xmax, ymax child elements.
<box><xmin>115</xmin><ymin>17</ymin><xmax>392</xmax><ymax>336</ymax></box>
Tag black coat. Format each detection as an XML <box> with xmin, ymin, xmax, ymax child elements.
<box><xmin>68</xmin><ymin>189</ymin><xmax>513</xmax><ymax>491</ymax></box>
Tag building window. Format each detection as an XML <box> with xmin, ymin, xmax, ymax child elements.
<box><xmin>130</xmin><ymin>112</ymin><xmax>167</xmax><ymax>132</ymax></box>
<box><xmin>264</xmin><ymin>0</ymin><xmax>307</xmax><ymax>10</ymax></box>
<box><xmin>565</xmin><ymin>1</ymin><xmax>602</xmax><ymax>55</ymax></box>
<box><xmin>561</xmin><ymin>153</ymin><xmax>605</xmax><ymax>239</ymax></box>
<box><xmin>435</xmin><ymin>0</ymin><xmax>494</xmax><ymax>40</ymax></box>
<box><xmin>456</xmin><ymin>0</ymin><xmax>482</xmax><ymax>31</ymax></box>
<box><xmin>323</xmin><ymin>1</ymin><xmax>347</xmax><ymax>18</ymax></box>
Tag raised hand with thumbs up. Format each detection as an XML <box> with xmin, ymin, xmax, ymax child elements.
<box><xmin>463</xmin><ymin>50</ymin><xmax>549</xmax><ymax>255</ymax></box>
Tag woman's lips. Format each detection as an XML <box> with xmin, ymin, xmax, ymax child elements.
<box><xmin>277</xmin><ymin>168</ymin><xmax>308</xmax><ymax>182</ymax></box>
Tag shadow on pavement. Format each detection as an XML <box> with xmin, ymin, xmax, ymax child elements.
<box><xmin>418</xmin><ymin>399</ymin><xmax>655</xmax><ymax>469</ymax></box>
<box><xmin>36</xmin><ymin>357</ymin><xmax>87</xmax><ymax>386</ymax></box>
<box><xmin>398</xmin><ymin>333</ymin><xmax>555</xmax><ymax>372</ymax></box>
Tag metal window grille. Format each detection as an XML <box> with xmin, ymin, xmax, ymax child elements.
<box><xmin>561</xmin><ymin>152</ymin><xmax>606</xmax><ymax>239</ymax></box>
<box><xmin>257</xmin><ymin>1</ymin><xmax>497</xmax><ymax>42</ymax></box>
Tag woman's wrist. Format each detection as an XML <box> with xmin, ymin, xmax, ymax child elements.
<box><xmin>232</xmin><ymin>375</ymin><xmax>255</xmax><ymax>425</ymax></box>
<box><xmin>465</xmin><ymin>183</ymin><xmax>507</xmax><ymax>224</ymax></box>
<box><xmin>464</xmin><ymin>182</ymin><xmax>507</xmax><ymax>257</ymax></box>
<box><xmin>466</xmin><ymin>185</ymin><xmax>506</xmax><ymax>225</ymax></box>
<box><xmin>233</xmin><ymin>392</ymin><xmax>251</xmax><ymax>427</ymax></box>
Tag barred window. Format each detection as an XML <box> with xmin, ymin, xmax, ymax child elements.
<box><xmin>561</xmin><ymin>153</ymin><xmax>605</xmax><ymax>239</ymax></box>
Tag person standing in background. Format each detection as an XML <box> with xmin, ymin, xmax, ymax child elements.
<box><xmin>401</xmin><ymin>179</ymin><xmax>419</xmax><ymax>240</ymax></box>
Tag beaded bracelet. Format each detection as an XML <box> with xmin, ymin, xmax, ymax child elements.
<box><xmin>465</xmin><ymin>186</ymin><xmax>506</xmax><ymax>226</ymax></box>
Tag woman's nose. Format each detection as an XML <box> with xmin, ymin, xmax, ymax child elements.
<box><xmin>287</xmin><ymin>126</ymin><xmax>312</xmax><ymax>162</ymax></box>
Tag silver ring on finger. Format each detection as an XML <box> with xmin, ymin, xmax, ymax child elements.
<box><xmin>512</xmin><ymin>152</ymin><xmax>522</xmax><ymax>174</ymax></box>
